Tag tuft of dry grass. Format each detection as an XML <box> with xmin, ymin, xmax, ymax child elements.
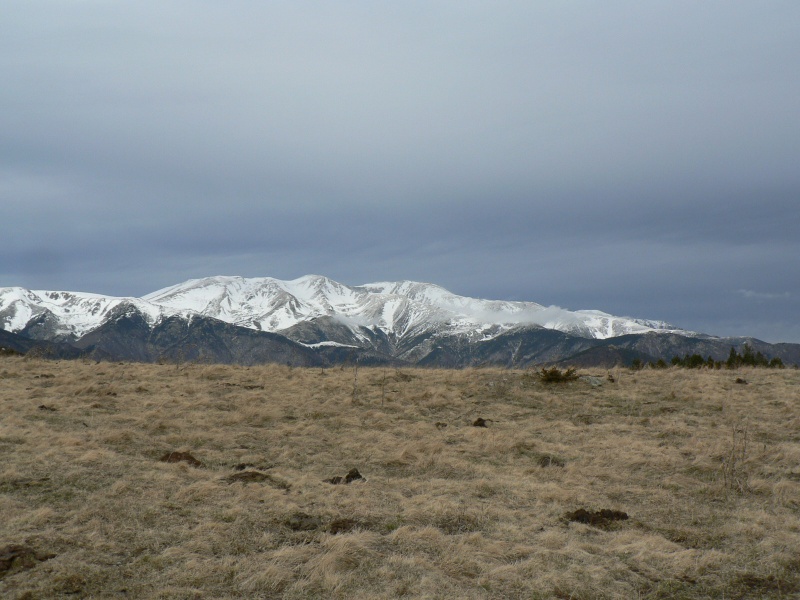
<box><xmin>1</xmin><ymin>357</ymin><xmax>799</xmax><ymax>598</ymax></box>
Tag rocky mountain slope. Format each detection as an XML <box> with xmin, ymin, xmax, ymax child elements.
<box><xmin>1</xmin><ymin>275</ymin><xmax>797</xmax><ymax>367</ymax></box>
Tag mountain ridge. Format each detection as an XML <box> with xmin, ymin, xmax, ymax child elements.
<box><xmin>2</xmin><ymin>275</ymin><xmax>796</xmax><ymax>367</ymax></box>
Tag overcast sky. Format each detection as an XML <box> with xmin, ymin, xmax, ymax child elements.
<box><xmin>2</xmin><ymin>2</ymin><xmax>799</xmax><ymax>343</ymax></box>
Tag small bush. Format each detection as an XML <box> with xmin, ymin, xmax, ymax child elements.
<box><xmin>536</xmin><ymin>367</ymin><xmax>578</xmax><ymax>383</ymax></box>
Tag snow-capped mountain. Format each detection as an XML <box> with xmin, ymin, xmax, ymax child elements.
<box><xmin>15</xmin><ymin>274</ymin><xmax>784</xmax><ymax>367</ymax></box>
<box><xmin>1</xmin><ymin>274</ymin><xmax>685</xmax><ymax>345</ymax></box>
<box><xmin>0</xmin><ymin>287</ymin><xmax>173</xmax><ymax>341</ymax></box>
<box><xmin>144</xmin><ymin>275</ymin><xmax>686</xmax><ymax>339</ymax></box>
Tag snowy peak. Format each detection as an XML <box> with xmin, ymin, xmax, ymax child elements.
<box><xmin>0</xmin><ymin>287</ymin><xmax>169</xmax><ymax>340</ymax></box>
<box><xmin>138</xmin><ymin>275</ymin><xmax>688</xmax><ymax>340</ymax></box>
<box><xmin>1</xmin><ymin>275</ymin><xmax>689</xmax><ymax>345</ymax></box>
<box><xmin>144</xmin><ymin>275</ymin><xmax>373</xmax><ymax>331</ymax></box>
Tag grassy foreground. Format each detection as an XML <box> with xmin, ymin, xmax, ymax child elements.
<box><xmin>1</xmin><ymin>358</ymin><xmax>799</xmax><ymax>599</ymax></box>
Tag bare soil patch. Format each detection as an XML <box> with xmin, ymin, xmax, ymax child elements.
<box><xmin>564</xmin><ymin>508</ymin><xmax>630</xmax><ymax>528</ymax></box>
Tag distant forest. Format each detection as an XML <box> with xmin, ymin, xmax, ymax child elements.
<box><xmin>632</xmin><ymin>344</ymin><xmax>784</xmax><ymax>370</ymax></box>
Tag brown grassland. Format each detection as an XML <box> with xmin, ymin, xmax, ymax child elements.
<box><xmin>1</xmin><ymin>357</ymin><xmax>799</xmax><ymax>599</ymax></box>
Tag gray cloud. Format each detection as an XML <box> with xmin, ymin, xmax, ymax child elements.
<box><xmin>2</xmin><ymin>2</ymin><xmax>799</xmax><ymax>342</ymax></box>
<box><xmin>736</xmin><ymin>289</ymin><xmax>791</xmax><ymax>301</ymax></box>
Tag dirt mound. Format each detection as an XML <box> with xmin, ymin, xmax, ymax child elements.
<box><xmin>285</xmin><ymin>512</ymin><xmax>323</xmax><ymax>532</ymax></box>
<box><xmin>159</xmin><ymin>451</ymin><xmax>203</xmax><ymax>467</ymax></box>
<box><xmin>325</xmin><ymin>468</ymin><xmax>365</xmax><ymax>484</ymax></box>
<box><xmin>328</xmin><ymin>518</ymin><xmax>360</xmax><ymax>534</ymax></box>
<box><xmin>565</xmin><ymin>508</ymin><xmax>629</xmax><ymax>528</ymax></box>
<box><xmin>0</xmin><ymin>544</ymin><xmax>55</xmax><ymax>579</ymax></box>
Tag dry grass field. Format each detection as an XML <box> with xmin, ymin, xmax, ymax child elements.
<box><xmin>1</xmin><ymin>357</ymin><xmax>799</xmax><ymax>599</ymax></box>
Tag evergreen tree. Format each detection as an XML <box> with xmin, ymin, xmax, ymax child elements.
<box><xmin>726</xmin><ymin>347</ymin><xmax>739</xmax><ymax>369</ymax></box>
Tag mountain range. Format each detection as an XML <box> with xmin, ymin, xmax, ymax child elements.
<box><xmin>1</xmin><ymin>275</ymin><xmax>797</xmax><ymax>367</ymax></box>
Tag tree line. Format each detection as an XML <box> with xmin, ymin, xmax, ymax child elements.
<box><xmin>631</xmin><ymin>344</ymin><xmax>784</xmax><ymax>370</ymax></box>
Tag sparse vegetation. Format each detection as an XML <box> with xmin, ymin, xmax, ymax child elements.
<box><xmin>2</xmin><ymin>357</ymin><xmax>800</xmax><ymax>598</ymax></box>
<box><xmin>535</xmin><ymin>366</ymin><xmax>579</xmax><ymax>383</ymax></box>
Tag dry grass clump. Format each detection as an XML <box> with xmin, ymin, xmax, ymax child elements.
<box><xmin>1</xmin><ymin>358</ymin><xmax>799</xmax><ymax>598</ymax></box>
